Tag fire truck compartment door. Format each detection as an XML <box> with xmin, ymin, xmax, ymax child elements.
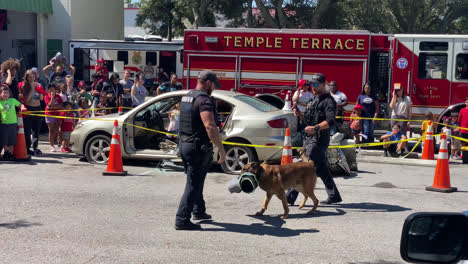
<box><xmin>301</xmin><ymin>58</ymin><xmax>367</xmax><ymax>105</ymax></box>
<box><xmin>411</xmin><ymin>38</ymin><xmax>453</xmax><ymax>108</ymax></box>
<box><xmin>185</xmin><ymin>54</ymin><xmax>237</xmax><ymax>90</ymax></box>
<box><xmin>238</xmin><ymin>56</ymin><xmax>298</xmax><ymax>97</ymax></box>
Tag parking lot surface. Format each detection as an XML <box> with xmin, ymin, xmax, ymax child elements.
<box><xmin>1</xmin><ymin>142</ymin><xmax>467</xmax><ymax>264</ymax></box>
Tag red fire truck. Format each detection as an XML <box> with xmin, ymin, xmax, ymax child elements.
<box><xmin>183</xmin><ymin>28</ymin><xmax>468</xmax><ymax>131</ymax></box>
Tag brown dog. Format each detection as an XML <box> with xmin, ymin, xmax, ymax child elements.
<box><xmin>241</xmin><ymin>162</ymin><xmax>319</xmax><ymax>219</ymax></box>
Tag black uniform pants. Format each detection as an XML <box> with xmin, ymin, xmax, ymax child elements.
<box><xmin>23</xmin><ymin>106</ymin><xmax>43</xmax><ymax>151</ymax></box>
<box><xmin>175</xmin><ymin>141</ymin><xmax>212</xmax><ymax>225</ymax></box>
<box><xmin>287</xmin><ymin>135</ymin><xmax>342</xmax><ymax>203</ymax></box>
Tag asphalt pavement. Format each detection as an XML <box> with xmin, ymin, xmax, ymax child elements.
<box><xmin>1</xmin><ymin>141</ymin><xmax>468</xmax><ymax>264</ymax></box>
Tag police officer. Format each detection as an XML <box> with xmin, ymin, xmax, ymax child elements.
<box><xmin>175</xmin><ymin>70</ymin><xmax>226</xmax><ymax>230</ymax></box>
<box><xmin>287</xmin><ymin>73</ymin><xmax>343</xmax><ymax>205</ymax></box>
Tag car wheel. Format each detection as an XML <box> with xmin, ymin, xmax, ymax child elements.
<box><xmin>85</xmin><ymin>134</ymin><xmax>111</xmax><ymax>164</ymax></box>
<box><xmin>221</xmin><ymin>145</ymin><xmax>256</xmax><ymax>174</ymax></box>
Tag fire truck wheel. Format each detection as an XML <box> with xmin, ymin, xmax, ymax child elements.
<box><xmin>221</xmin><ymin>145</ymin><xmax>256</xmax><ymax>174</ymax></box>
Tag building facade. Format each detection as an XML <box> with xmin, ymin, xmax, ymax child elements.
<box><xmin>0</xmin><ymin>0</ymin><xmax>123</xmax><ymax>74</ymax></box>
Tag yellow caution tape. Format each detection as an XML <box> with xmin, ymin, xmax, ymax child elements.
<box><xmin>22</xmin><ymin>110</ymin><xmax>453</xmax><ymax>151</ymax></box>
<box><xmin>451</xmin><ymin>135</ymin><xmax>468</xmax><ymax>143</ymax></box>
<box><xmin>337</xmin><ymin>115</ymin><xmax>468</xmax><ymax>132</ymax></box>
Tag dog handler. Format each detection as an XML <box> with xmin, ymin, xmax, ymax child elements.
<box><xmin>175</xmin><ymin>70</ymin><xmax>226</xmax><ymax>230</ymax></box>
<box><xmin>287</xmin><ymin>73</ymin><xmax>343</xmax><ymax>205</ymax></box>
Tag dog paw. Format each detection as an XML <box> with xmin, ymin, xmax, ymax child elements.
<box><xmin>306</xmin><ymin>210</ymin><xmax>316</xmax><ymax>215</ymax></box>
<box><xmin>255</xmin><ymin>211</ymin><xmax>264</xmax><ymax>216</ymax></box>
<box><xmin>298</xmin><ymin>205</ymin><xmax>304</xmax><ymax>209</ymax></box>
<box><xmin>280</xmin><ymin>215</ymin><xmax>288</xmax><ymax>219</ymax></box>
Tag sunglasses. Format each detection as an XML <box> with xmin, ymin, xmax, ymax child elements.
<box><xmin>311</xmin><ymin>83</ymin><xmax>320</xmax><ymax>87</ymax></box>
<box><xmin>392</xmin><ymin>127</ymin><xmax>399</xmax><ymax>130</ymax></box>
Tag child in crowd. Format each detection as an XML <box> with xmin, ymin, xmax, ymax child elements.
<box><xmin>95</xmin><ymin>58</ymin><xmax>108</xmax><ymax>81</ymax></box>
<box><xmin>0</xmin><ymin>85</ymin><xmax>25</xmax><ymax>161</ymax></box>
<box><xmin>78</xmin><ymin>98</ymin><xmax>90</xmax><ymax>119</ymax></box>
<box><xmin>167</xmin><ymin>102</ymin><xmax>180</xmax><ymax>134</ymax></box>
<box><xmin>442</xmin><ymin>116</ymin><xmax>452</xmax><ymax>154</ymax></box>
<box><xmin>451</xmin><ymin>115</ymin><xmax>462</xmax><ymax>160</ymax></box>
<box><xmin>350</xmin><ymin>104</ymin><xmax>364</xmax><ymax>151</ymax></box>
<box><xmin>420</xmin><ymin>111</ymin><xmax>434</xmax><ymax>150</ymax></box>
<box><xmin>381</xmin><ymin>123</ymin><xmax>407</xmax><ymax>157</ymax></box>
<box><xmin>59</xmin><ymin>102</ymin><xmax>75</xmax><ymax>153</ymax></box>
<box><xmin>95</xmin><ymin>91</ymin><xmax>110</xmax><ymax>116</ymax></box>
<box><xmin>78</xmin><ymin>81</ymin><xmax>92</xmax><ymax>106</ymax></box>
<box><xmin>44</xmin><ymin>84</ymin><xmax>63</xmax><ymax>152</ymax></box>
<box><xmin>57</xmin><ymin>82</ymin><xmax>68</xmax><ymax>103</ymax></box>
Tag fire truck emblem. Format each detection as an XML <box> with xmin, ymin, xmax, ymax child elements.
<box><xmin>132</xmin><ymin>51</ymin><xmax>142</xmax><ymax>65</ymax></box>
<box><xmin>396</xmin><ymin>58</ymin><xmax>408</xmax><ymax>69</ymax></box>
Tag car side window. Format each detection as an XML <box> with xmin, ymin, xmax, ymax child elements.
<box><xmin>135</xmin><ymin>96</ymin><xmax>181</xmax><ymax>121</ymax></box>
<box><xmin>216</xmin><ymin>99</ymin><xmax>233</xmax><ymax>130</ymax></box>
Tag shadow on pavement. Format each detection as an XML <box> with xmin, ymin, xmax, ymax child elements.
<box><xmin>348</xmin><ymin>261</ymin><xmax>402</xmax><ymax>264</ymax></box>
<box><xmin>0</xmin><ymin>159</ymin><xmax>63</xmax><ymax>165</ymax></box>
<box><xmin>355</xmin><ymin>170</ymin><xmax>377</xmax><ymax>174</ymax></box>
<box><xmin>201</xmin><ymin>220</ymin><xmax>319</xmax><ymax>237</ymax></box>
<box><xmin>0</xmin><ymin>220</ymin><xmax>42</xmax><ymax>229</ymax></box>
<box><xmin>319</xmin><ymin>202</ymin><xmax>412</xmax><ymax>212</ymax></box>
<box><xmin>248</xmin><ymin>208</ymin><xmax>347</xmax><ymax>222</ymax></box>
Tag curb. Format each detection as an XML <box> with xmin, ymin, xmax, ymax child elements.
<box><xmin>357</xmin><ymin>156</ymin><xmax>437</xmax><ymax>167</ymax></box>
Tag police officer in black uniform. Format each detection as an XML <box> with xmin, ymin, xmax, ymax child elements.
<box><xmin>287</xmin><ymin>73</ymin><xmax>343</xmax><ymax>205</ymax></box>
<box><xmin>175</xmin><ymin>70</ymin><xmax>226</xmax><ymax>230</ymax></box>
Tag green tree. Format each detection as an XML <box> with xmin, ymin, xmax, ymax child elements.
<box><xmin>339</xmin><ymin>0</ymin><xmax>468</xmax><ymax>33</ymax></box>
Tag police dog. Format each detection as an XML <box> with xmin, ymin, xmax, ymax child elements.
<box><xmin>241</xmin><ymin>161</ymin><xmax>319</xmax><ymax>219</ymax></box>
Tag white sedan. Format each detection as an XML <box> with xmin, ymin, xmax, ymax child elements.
<box><xmin>71</xmin><ymin>90</ymin><xmax>297</xmax><ymax>174</ymax></box>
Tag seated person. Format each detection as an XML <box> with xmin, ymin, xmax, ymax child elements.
<box><xmin>381</xmin><ymin>123</ymin><xmax>407</xmax><ymax>157</ymax></box>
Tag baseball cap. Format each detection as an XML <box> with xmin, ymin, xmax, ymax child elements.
<box><xmin>354</xmin><ymin>104</ymin><xmax>364</xmax><ymax>110</ymax></box>
<box><xmin>31</xmin><ymin>67</ymin><xmax>39</xmax><ymax>73</ymax></box>
<box><xmin>97</xmin><ymin>58</ymin><xmax>105</xmax><ymax>63</ymax></box>
<box><xmin>78</xmin><ymin>81</ymin><xmax>86</xmax><ymax>87</ymax></box>
<box><xmin>198</xmin><ymin>70</ymin><xmax>221</xmax><ymax>88</ymax></box>
<box><xmin>310</xmin><ymin>73</ymin><xmax>326</xmax><ymax>84</ymax></box>
<box><xmin>298</xmin><ymin>79</ymin><xmax>310</xmax><ymax>88</ymax></box>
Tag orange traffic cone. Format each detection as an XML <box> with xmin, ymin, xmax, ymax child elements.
<box><xmin>282</xmin><ymin>91</ymin><xmax>292</xmax><ymax>111</ymax></box>
<box><xmin>13</xmin><ymin>113</ymin><xmax>31</xmax><ymax>161</ymax></box>
<box><xmin>281</xmin><ymin>128</ymin><xmax>293</xmax><ymax>165</ymax></box>
<box><xmin>426</xmin><ymin>134</ymin><xmax>457</xmax><ymax>193</ymax></box>
<box><xmin>421</xmin><ymin>121</ymin><xmax>434</xmax><ymax>160</ymax></box>
<box><xmin>118</xmin><ymin>106</ymin><xmax>123</xmax><ymax>115</ymax></box>
<box><xmin>103</xmin><ymin>120</ymin><xmax>127</xmax><ymax>176</ymax></box>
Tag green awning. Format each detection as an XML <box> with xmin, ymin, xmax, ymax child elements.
<box><xmin>0</xmin><ymin>0</ymin><xmax>53</xmax><ymax>14</ymax></box>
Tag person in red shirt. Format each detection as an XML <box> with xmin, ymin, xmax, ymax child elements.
<box><xmin>59</xmin><ymin>102</ymin><xmax>75</xmax><ymax>153</ymax></box>
<box><xmin>95</xmin><ymin>58</ymin><xmax>108</xmax><ymax>81</ymax></box>
<box><xmin>457</xmin><ymin>97</ymin><xmax>468</xmax><ymax>147</ymax></box>
<box><xmin>44</xmin><ymin>84</ymin><xmax>63</xmax><ymax>152</ymax></box>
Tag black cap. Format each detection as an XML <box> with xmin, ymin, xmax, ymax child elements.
<box><xmin>310</xmin><ymin>73</ymin><xmax>326</xmax><ymax>84</ymax></box>
<box><xmin>198</xmin><ymin>70</ymin><xmax>221</xmax><ymax>88</ymax></box>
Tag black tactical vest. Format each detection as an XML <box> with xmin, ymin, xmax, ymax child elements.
<box><xmin>179</xmin><ymin>90</ymin><xmax>210</xmax><ymax>143</ymax></box>
<box><xmin>303</xmin><ymin>93</ymin><xmax>335</xmax><ymax>136</ymax></box>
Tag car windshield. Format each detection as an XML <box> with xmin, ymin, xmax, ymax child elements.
<box><xmin>233</xmin><ymin>95</ymin><xmax>279</xmax><ymax>112</ymax></box>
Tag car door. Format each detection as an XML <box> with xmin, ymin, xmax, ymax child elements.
<box><xmin>123</xmin><ymin>95</ymin><xmax>182</xmax><ymax>160</ymax></box>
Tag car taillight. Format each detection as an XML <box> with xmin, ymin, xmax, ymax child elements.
<box><xmin>267</xmin><ymin>118</ymin><xmax>288</xmax><ymax>128</ymax></box>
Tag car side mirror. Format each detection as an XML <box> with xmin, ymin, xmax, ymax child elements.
<box><xmin>400</xmin><ymin>212</ymin><xmax>468</xmax><ymax>263</ymax></box>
